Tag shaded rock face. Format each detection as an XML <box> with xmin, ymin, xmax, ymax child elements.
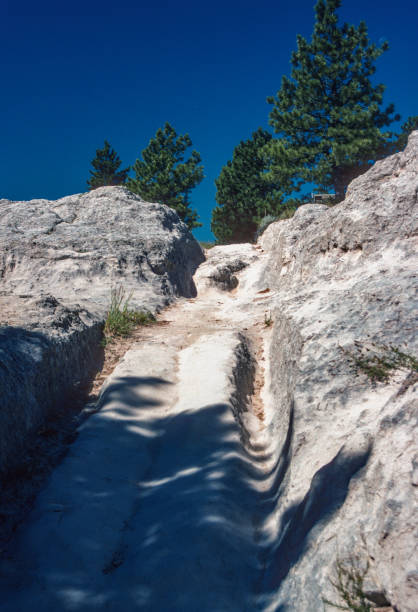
<box><xmin>259</xmin><ymin>133</ymin><xmax>418</xmax><ymax>611</ymax></box>
<box><xmin>0</xmin><ymin>300</ymin><xmax>103</xmax><ymax>476</ymax></box>
<box><xmin>0</xmin><ymin>187</ymin><xmax>204</xmax><ymax>474</ymax></box>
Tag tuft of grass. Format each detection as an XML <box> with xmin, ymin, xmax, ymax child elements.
<box><xmin>323</xmin><ymin>558</ymin><xmax>372</xmax><ymax>611</ymax></box>
<box><xmin>102</xmin><ymin>287</ymin><xmax>155</xmax><ymax>345</ymax></box>
<box><xmin>342</xmin><ymin>341</ymin><xmax>418</xmax><ymax>383</ymax></box>
<box><xmin>264</xmin><ymin>312</ymin><xmax>273</xmax><ymax>327</ymax></box>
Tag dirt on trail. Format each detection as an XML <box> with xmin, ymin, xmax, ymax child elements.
<box><xmin>0</xmin><ymin>244</ymin><xmax>279</xmax><ymax>612</ymax></box>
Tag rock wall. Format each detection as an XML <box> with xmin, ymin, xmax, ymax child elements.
<box><xmin>0</xmin><ymin>187</ymin><xmax>204</xmax><ymax>475</ymax></box>
<box><xmin>0</xmin><ymin>299</ymin><xmax>103</xmax><ymax>476</ymax></box>
<box><xmin>259</xmin><ymin>133</ymin><xmax>418</xmax><ymax>611</ymax></box>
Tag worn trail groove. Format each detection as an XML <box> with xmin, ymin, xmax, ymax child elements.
<box><xmin>0</xmin><ymin>245</ymin><xmax>280</xmax><ymax>611</ymax></box>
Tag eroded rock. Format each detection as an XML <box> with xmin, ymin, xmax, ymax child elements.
<box><xmin>0</xmin><ymin>187</ymin><xmax>204</xmax><ymax>474</ymax></box>
<box><xmin>259</xmin><ymin>132</ymin><xmax>418</xmax><ymax>611</ymax></box>
<box><xmin>0</xmin><ymin>186</ymin><xmax>203</xmax><ymax>312</ymax></box>
<box><xmin>194</xmin><ymin>243</ymin><xmax>258</xmax><ymax>292</ymax></box>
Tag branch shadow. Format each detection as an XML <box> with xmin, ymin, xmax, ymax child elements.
<box><xmin>2</xmin><ymin>371</ymin><xmax>372</xmax><ymax>612</ymax></box>
<box><xmin>1</xmin><ymin>375</ymin><xmax>263</xmax><ymax>611</ymax></box>
<box><xmin>259</xmin><ymin>437</ymin><xmax>372</xmax><ymax>611</ymax></box>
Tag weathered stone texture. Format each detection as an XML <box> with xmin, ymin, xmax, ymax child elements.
<box><xmin>259</xmin><ymin>132</ymin><xmax>418</xmax><ymax>611</ymax></box>
<box><xmin>194</xmin><ymin>243</ymin><xmax>258</xmax><ymax>292</ymax></box>
<box><xmin>0</xmin><ymin>187</ymin><xmax>204</xmax><ymax>474</ymax></box>
<box><xmin>0</xmin><ymin>186</ymin><xmax>203</xmax><ymax>311</ymax></box>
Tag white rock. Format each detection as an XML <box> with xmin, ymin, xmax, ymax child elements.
<box><xmin>0</xmin><ymin>186</ymin><xmax>203</xmax><ymax>474</ymax></box>
<box><xmin>259</xmin><ymin>132</ymin><xmax>418</xmax><ymax>611</ymax></box>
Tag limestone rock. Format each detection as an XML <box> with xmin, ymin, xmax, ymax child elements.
<box><xmin>0</xmin><ymin>187</ymin><xmax>204</xmax><ymax>474</ymax></box>
<box><xmin>194</xmin><ymin>243</ymin><xmax>258</xmax><ymax>292</ymax></box>
<box><xmin>259</xmin><ymin>132</ymin><xmax>418</xmax><ymax>611</ymax></box>
<box><xmin>0</xmin><ymin>186</ymin><xmax>203</xmax><ymax>313</ymax></box>
<box><xmin>0</xmin><ymin>297</ymin><xmax>102</xmax><ymax>475</ymax></box>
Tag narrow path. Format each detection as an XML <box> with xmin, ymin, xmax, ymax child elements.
<box><xmin>0</xmin><ymin>244</ymin><xmax>278</xmax><ymax>611</ymax></box>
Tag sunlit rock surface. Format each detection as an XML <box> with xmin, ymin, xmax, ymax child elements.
<box><xmin>0</xmin><ymin>187</ymin><xmax>204</xmax><ymax>474</ymax></box>
<box><xmin>0</xmin><ymin>137</ymin><xmax>417</xmax><ymax>611</ymax></box>
<box><xmin>0</xmin><ymin>186</ymin><xmax>203</xmax><ymax>311</ymax></box>
<box><xmin>258</xmin><ymin>131</ymin><xmax>418</xmax><ymax>611</ymax></box>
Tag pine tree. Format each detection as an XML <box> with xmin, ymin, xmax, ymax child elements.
<box><xmin>87</xmin><ymin>140</ymin><xmax>129</xmax><ymax>190</ymax></box>
<box><xmin>392</xmin><ymin>115</ymin><xmax>418</xmax><ymax>152</ymax></box>
<box><xmin>374</xmin><ymin>114</ymin><xmax>418</xmax><ymax>158</ymax></box>
<box><xmin>127</xmin><ymin>123</ymin><xmax>204</xmax><ymax>230</ymax></box>
<box><xmin>211</xmin><ymin>129</ymin><xmax>283</xmax><ymax>244</ymax></box>
<box><xmin>266</xmin><ymin>0</ymin><xmax>399</xmax><ymax>201</ymax></box>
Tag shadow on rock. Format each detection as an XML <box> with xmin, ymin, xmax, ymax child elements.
<box><xmin>261</xmin><ymin>440</ymin><xmax>372</xmax><ymax>611</ymax></box>
<box><xmin>1</xmin><ymin>376</ymin><xmax>265</xmax><ymax>612</ymax></box>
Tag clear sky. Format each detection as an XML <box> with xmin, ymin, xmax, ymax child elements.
<box><xmin>1</xmin><ymin>0</ymin><xmax>417</xmax><ymax>240</ymax></box>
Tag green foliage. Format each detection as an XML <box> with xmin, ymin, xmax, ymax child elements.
<box><xmin>386</xmin><ymin>115</ymin><xmax>418</xmax><ymax>154</ymax></box>
<box><xmin>255</xmin><ymin>214</ymin><xmax>278</xmax><ymax>241</ymax></box>
<box><xmin>342</xmin><ymin>341</ymin><xmax>418</xmax><ymax>383</ymax></box>
<box><xmin>266</xmin><ymin>0</ymin><xmax>400</xmax><ymax>201</ymax></box>
<box><xmin>370</xmin><ymin>114</ymin><xmax>418</xmax><ymax>160</ymax></box>
<box><xmin>211</xmin><ymin>128</ymin><xmax>284</xmax><ymax>243</ymax></box>
<box><xmin>256</xmin><ymin>198</ymin><xmax>306</xmax><ymax>236</ymax></box>
<box><xmin>276</xmin><ymin>202</ymin><xmax>299</xmax><ymax>219</ymax></box>
<box><xmin>264</xmin><ymin>312</ymin><xmax>273</xmax><ymax>327</ymax></box>
<box><xmin>271</xmin><ymin>195</ymin><xmax>313</xmax><ymax>224</ymax></box>
<box><xmin>323</xmin><ymin>558</ymin><xmax>371</xmax><ymax>611</ymax></box>
<box><xmin>103</xmin><ymin>287</ymin><xmax>154</xmax><ymax>344</ymax></box>
<box><xmin>87</xmin><ymin>140</ymin><xmax>129</xmax><ymax>190</ymax></box>
<box><xmin>127</xmin><ymin>122</ymin><xmax>204</xmax><ymax>230</ymax></box>
<box><xmin>276</xmin><ymin>207</ymin><xmax>296</xmax><ymax>220</ymax></box>
<box><xmin>199</xmin><ymin>241</ymin><xmax>216</xmax><ymax>250</ymax></box>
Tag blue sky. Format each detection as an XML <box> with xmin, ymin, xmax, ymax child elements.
<box><xmin>1</xmin><ymin>0</ymin><xmax>417</xmax><ymax>240</ymax></box>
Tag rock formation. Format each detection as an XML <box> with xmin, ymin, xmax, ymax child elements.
<box><xmin>0</xmin><ymin>186</ymin><xmax>202</xmax><ymax>311</ymax></box>
<box><xmin>0</xmin><ymin>135</ymin><xmax>416</xmax><ymax>611</ymax></box>
<box><xmin>0</xmin><ymin>187</ymin><xmax>204</xmax><ymax>475</ymax></box>
<box><xmin>258</xmin><ymin>131</ymin><xmax>418</xmax><ymax>611</ymax></box>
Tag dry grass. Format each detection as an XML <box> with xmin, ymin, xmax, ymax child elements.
<box><xmin>102</xmin><ymin>286</ymin><xmax>154</xmax><ymax>345</ymax></box>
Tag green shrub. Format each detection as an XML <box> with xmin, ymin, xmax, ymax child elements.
<box><xmin>255</xmin><ymin>215</ymin><xmax>278</xmax><ymax>240</ymax></box>
<box><xmin>103</xmin><ymin>287</ymin><xmax>154</xmax><ymax>344</ymax></box>
<box><xmin>199</xmin><ymin>241</ymin><xmax>216</xmax><ymax>250</ymax></box>
<box><xmin>276</xmin><ymin>204</ymin><xmax>298</xmax><ymax>220</ymax></box>
<box><xmin>264</xmin><ymin>312</ymin><xmax>273</xmax><ymax>327</ymax></box>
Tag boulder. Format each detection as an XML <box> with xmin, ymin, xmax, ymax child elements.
<box><xmin>194</xmin><ymin>243</ymin><xmax>258</xmax><ymax>292</ymax></box>
<box><xmin>0</xmin><ymin>187</ymin><xmax>204</xmax><ymax>474</ymax></box>
<box><xmin>259</xmin><ymin>132</ymin><xmax>418</xmax><ymax>611</ymax></box>
<box><xmin>0</xmin><ymin>186</ymin><xmax>203</xmax><ymax>312</ymax></box>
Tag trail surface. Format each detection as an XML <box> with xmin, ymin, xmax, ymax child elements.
<box><xmin>0</xmin><ymin>244</ymin><xmax>278</xmax><ymax>612</ymax></box>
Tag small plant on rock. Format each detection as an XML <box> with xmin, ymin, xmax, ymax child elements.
<box><xmin>323</xmin><ymin>557</ymin><xmax>372</xmax><ymax>611</ymax></box>
<box><xmin>342</xmin><ymin>341</ymin><xmax>418</xmax><ymax>383</ymax></box>
<box><xmin>103</xmin><ymin>286</ymin><xmax>154</xmax><ymax>344</ymax></box>
<box><xmin>264</xmin><ymin>312</ymin><xmax>273</xmax><ymax>327</ymax></box>
<box><xmin>255</xmin><ymin>215</ymin><xmax>278</xmax><ymax>240</ymax></box>
<box><xmin>199</xmin><ymin>241</ymin><xmax>216</xmax><ymax>250</ymax></box>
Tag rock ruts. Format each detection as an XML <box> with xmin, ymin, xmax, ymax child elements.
<box><xmin>0</xmin><ymin>134</ymin><xmax>417</xmax><ymax>611</ymax></box>
<box><xmin>258</xmin><ymin>132</ymin><xmax>418</xmax><ymax>611</ymax></box>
